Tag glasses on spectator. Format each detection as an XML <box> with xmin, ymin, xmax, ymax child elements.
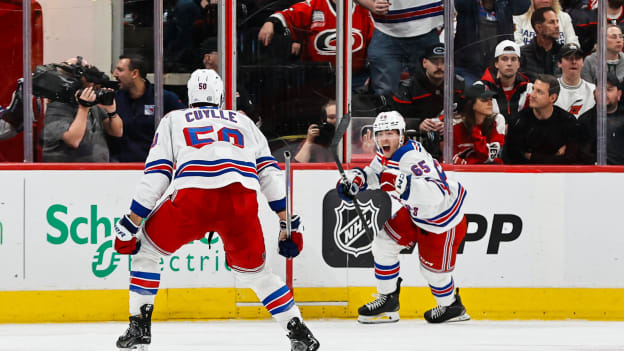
<box><xmin>608</xmin><ymin>34</ymin><xmax>624</xmax><ymax>39</ymax></box>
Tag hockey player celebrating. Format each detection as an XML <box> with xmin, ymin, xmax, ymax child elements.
<box><xmin>336</xmin><ymin>111</ymin><xmax>470</xmax><ymax>324</ymax></box>
<box><xmin>113</xmin><ymin>69</ymin><xmax>319</xmax><ymax>351</ymax></box>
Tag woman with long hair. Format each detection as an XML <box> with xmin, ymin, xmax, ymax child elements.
<box><xmin>453</xmin><ymin>84</ymin><xmax>506</xmax><ymax>164</ymax></box>
<box><xmin>513</xmin><ymin>0</ymin><xmax>579</xmax><ymax>46</ymax></box>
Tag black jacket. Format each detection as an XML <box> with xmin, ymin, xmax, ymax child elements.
<box><xmin>454</xmin><ymin>0</ymin><xmax>530</xmax><ymax>72</ymax></box>
<box><xmin>480</xmin><ymin>66</ymin><xmax>532</xmax><ymax>126</ymax></box>
<box><xmin>505</xmin><ymin>105</ymin><xmax>583</xmax><ymax>164</ymax></box>
<box><xmin>578</xmin><ymin>106</ymin><xmax>624</xmax><ymax>165</ymax></box>
<box><xmin>520</xmin><ymin>39</ymin><xmax>563</xmax><ymax>82</ymax></box>
<box><xmin>391</xmin><ymin>69</ymin><xmax>465</xmax><ymax>159</ymax></box>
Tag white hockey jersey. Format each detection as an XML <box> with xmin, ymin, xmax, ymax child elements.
<box><xmin>555</xmin><ymin>78</ymin><xmax>596</xmax><ymax>119</ymax></box>
<box><xmin>129</xmin><ymin>106</ymin><xmax>285</xmax><ymax>218</ymax></box>
<box><xmin>371</xmin><ymin>0</ymin><xmax>444</xmax><ymax>38</ymax></box>
<box><xmin>360</xmin><ymin>140</ymin><xmax>467</xmax><ymax>234</ymax></box>
<box><xmin>513</xmin><ymin>11</ymin><xmax>579</xmax><ymax>46</ymax></box>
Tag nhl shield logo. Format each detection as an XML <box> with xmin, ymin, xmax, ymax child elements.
<box><xmin>333</xmin><ymin>199</ymin><xmax>379</xmax><ymax>257</ymax></box>
<box><xmin>322</xmin><ymin>189</ymin><xmax>392</xmax><ymax>268</ymax></box>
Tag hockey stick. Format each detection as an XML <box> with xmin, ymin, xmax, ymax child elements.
<box><xmin>330</xmin><ymin>112</ymin><xmax>374</xmax><ymax>242</ymax></box>
<box><xmin>284</xmin><ymin>151</ymin><xmax>292</xmax><ymax>238</ymax></box>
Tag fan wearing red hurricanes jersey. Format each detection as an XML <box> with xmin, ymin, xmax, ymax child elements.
<box><xmin>336</xmin><ymin>111</ymin><xmax>471</xmax><ymax>324</ymax></box>
<box><xmin>258</xmin><ymin>0</ymin><xmax>374</xmax><ymax>87</ymax></box>
<box><xmin>453</xmin><ymin>83</ymin><xmax>507</xmax><ymax>165</ymax></box>
<box><xmin>112</xmin><ymin>69</ymin><xmax>319</xmax><ymax>351</ymax></box>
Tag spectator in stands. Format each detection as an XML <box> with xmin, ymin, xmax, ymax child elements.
<box><xmin>555</xmin><ymin>43</ymin><xmax>595</xmax><ymax>118</ymax></box>
<box><xmin>109</xmin><ymin>54</ymin><xmax>185</xmax><ymax>162</ymax></box>
<box><xmin>578</xmin><ymin>72</ymin><xmax>624</xmax><ymax>164</ymax></box>
<box><xmin>257</xmin><ymin>0</ymin><xmax>374</xmax><ymax>90</ymax></box>
<box><xmin>562</xmin><ymin>0</ymin><xmax>591</xmax><ymax>11</ymax></box>
<box><xmin>520</xmin><ymin>7</ymin><xmax>564</xmax><ymax>80</ymax></box>
<box><xmin>294</xmin><ymin>99</ymin><xmax>336</xmax><ymax>163</ymax></box>
<box><xmin>606</xmin><ymin>0</ymin><xmax>624</xmax><ymax>32</ymax></box>
<box><xmin>582</xmin><ymin>24</ymin><xmax>624</xmax><ymax>84</ymax></box>
<box><xmin>505</xmin><ymin>74</ymin><xmax>582</xmax><ymax>164</ymax></box>
<box><xmin>40</xmin><ymin>57</ymin><xmax>123</xmax><ymax>162</ymax></box>
<box><xmin>199</xmin><ymin>38</ymin><xmax>261</xmax><ymax>124</ymax></box>
<box><xmin>514</xmin><ymin>0</ymin><xmax>579</xmax><ymax>46</ymax></box>
<box><xmin>355</xmin><ymin>0</ymin><xmax>442</xmax><ymax>95</ymax></box>
<box><xmin>479</xmin><ymin>40</ymin><xmax>533</xmax><ymax>127</ymax></box>
<box><xmin>452</xmin><ymin>83</ymin><xmax>506</xmax><ymax>164</ymax></box>
<box><xmin>570</xmin><ymin>0</ymin><xmax>624</xmax><ymax>54</ymax></box>
<box><xmin>454</xmin><ymin>0</ymin><xmax>531</xmax><ymax>86</ymax></box>
<box><xmin>392</xmin><ymin>43</ymin><xmax>465</xmax><ymax>159</ymax></box>
<box><xmin>163</xmin><ymin>0</ymin><xmax>213</xmax><ymax>72</ymax></box>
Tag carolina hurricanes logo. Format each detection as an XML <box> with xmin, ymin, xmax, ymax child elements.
<box><xmin>314</xmin><ymin>29</ymin><xmax>365</xmax><ymax>56</ymax></box>
<box><xmin>569</xmin><ymin>105</ymin><xmax>582</xmax><ymax>116</ymax></box>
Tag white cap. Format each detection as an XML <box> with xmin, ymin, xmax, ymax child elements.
<box><xmin>494</xmin><ymin>40</ymin><xmax>521</xmax><ymax>58</ymax></box>
<box><xmin>187</xmin><ymin>69</ymin><xmax>224</xmax><ymax>107</ymax></box>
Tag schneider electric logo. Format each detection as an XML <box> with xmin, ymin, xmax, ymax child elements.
<box><xmin>45</xmin><ymin>204</ymin><xmax>227</xmax><ymax>278</ymax></box>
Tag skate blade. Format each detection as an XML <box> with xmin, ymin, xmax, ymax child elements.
<box><xmin>357</xmin><ymin>312</ymin><xmax>400</xmax><ymax>324</ymax></box>
<box><xmin>118</xmin><ymin>345</ymin><xmax>148</xmax><ymax>351</ymax></box>
<box><xmin>446</xmin><ymin>313</ymin><xmax>471</xmax><ymax>323</ymax></box>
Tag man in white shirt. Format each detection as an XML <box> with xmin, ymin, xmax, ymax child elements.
<box><xmin>555</xmin><ymin>43</ymin><xmax>595</xmax><ymax>118</ymax></box>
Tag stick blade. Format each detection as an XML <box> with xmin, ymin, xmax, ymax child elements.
<box><xmin>330</xmin><ymin>112</ymin><xmax>352</xmax><ymax>150</ymax></box>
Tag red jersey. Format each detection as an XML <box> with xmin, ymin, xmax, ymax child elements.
<box><xmin>453</xmin><ymin>114</ymin><xmax>506</xmax><ymax>164</ymax></box>
<box><xmin>271</xmin><ymin>0</ymin><xmax>374</xmax><ymax>71</ymax></box>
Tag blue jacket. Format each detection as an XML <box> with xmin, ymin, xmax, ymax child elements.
<box><xmin>455</xmin><ymin>0</ymin><xmax>530</xmax><ymax>71</ymax></box>
<box><xmin>109</xmin><ymin>80</ymin><xmax>185</xmax><ymax>162</ymax></box>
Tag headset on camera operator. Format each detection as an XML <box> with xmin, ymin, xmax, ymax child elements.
<box><xmin>294</xmin><ymin>99</ymin><xmax>337</xmax><ymax>163</ymax></box>
<box><xmin>38</xmin><ymin>56</ymin><xmax>122</xmax><ymax>162</ymax></box>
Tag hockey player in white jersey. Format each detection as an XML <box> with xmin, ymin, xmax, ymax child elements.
<box><xmin>113</xmin><ymin>69</ymin><xmax>319</xmax><ymax>351</ymax></box>
<box><xmin>336</xmin><ymin>111</ymin><xmax>470</xmax><ymax>324</ymax></box>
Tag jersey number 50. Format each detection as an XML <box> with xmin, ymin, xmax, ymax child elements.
<box><xmin>183</xmin><ymin>125</ymin><xmax>245</xmax><ymax>149</ymax></box>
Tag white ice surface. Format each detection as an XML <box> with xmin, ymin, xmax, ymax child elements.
<box><xmin>0</xmin><ymin>319</ymin><xmax>622</xmax><ymax>351</ymax></box>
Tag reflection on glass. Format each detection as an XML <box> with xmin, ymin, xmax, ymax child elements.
<box><xmin>239</xmin><ymin>0</ymin><xmax>341</xmax><ymax>162</ymax></box>
<box><xmin>0</xmin><ymin>1</ymin><xmax>43</xmax><ymax>161</ymax></box>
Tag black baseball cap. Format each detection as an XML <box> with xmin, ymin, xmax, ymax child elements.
<box><xmin>200</xmin><ymin>37</ymin><xmax>218</xmax><ymax>56</ymax></box>
<box><xmin>464</xmin><ymin>83</ymin><xmax>497</xmax><ymax>100</ymax></box>
<box><xmin>558</xmin><ymin>43</ymin><xmax>583</xmax><ymax>59</ymax></box>
<box><xmin>422</xmin><ymin>43</ymin><xmax>445</xmax><ymax>60</ymax></box>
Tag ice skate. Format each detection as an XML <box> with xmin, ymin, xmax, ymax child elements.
<box><xmin>117</xmin><ymin>304</ymin><xmax>153</xmax><ymax>350</ymax></box>
<box><xmin>357</xmin><ymin>277</ymin><xmax>402</xmax><ymax>324</ymax></box>
<box><xmin>424</xmin><ymin>288</ymin><xmax>470</xmax><ymax>323</ymax></box>
<box><xmin>286</xmin><ymin>317</ymin><xmax>320</xmax><ymax>351</ymax></box>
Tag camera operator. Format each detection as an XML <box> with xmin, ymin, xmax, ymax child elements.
<box><xmin>294</xmin><ymin>100</ymin><xmax>337</xmax><ymax>163</ymax></box>
<box><xmin>40</xmin><ymin>57</ymin><xmax>123</xmax><ymax>162</ymax></box>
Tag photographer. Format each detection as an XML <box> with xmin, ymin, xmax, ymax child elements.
<box><xmin>294</xmin><ymin>100</ymin><xmax>336</xmax><ymax>163</ymax></box>
<box><xmin>40</xmin><ymin>57</ymin><xmax>123</xmax><ymax>162</ymax></box>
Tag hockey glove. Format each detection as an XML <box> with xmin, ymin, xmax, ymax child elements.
<box><xmin>486</xmin><ymin>142</ymin><xmax>501</xmax><ymax>163</ymax></box>
<box><xmin>380</xmin><ymin>168</ymin><xmax>411</xmax><ymax>199</ymax></box>
<box><xmin>336</xmin><ymin>168</ymin><xmax>367</xmax><ymax>202</ymax></box>
<box><xmin>114</xmin><ymin>214</ymin><xmax>141</xmax><ymax>255</ymax></box>
<box><xmin>278</xmin><ymin>214</ymin><xmax>303</xmax><ymax>258</ymax></box>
